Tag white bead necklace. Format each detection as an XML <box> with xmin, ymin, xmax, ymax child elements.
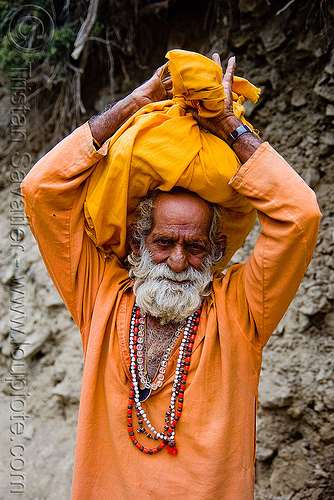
<box><xmin>128</xmin><ymin>302</ymin><xmax>202</xmax><ymax>454</ymax></box>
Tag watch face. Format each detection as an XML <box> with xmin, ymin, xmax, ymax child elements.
<box><xmin>228</xmin><ymin>125</ymin><xmax>251</xmax><ymax>147</ymax></box>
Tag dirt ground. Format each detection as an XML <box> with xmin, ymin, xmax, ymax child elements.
<box><xmin>0</xmin><ymin>3</ymin><xmax>333</xmax><ymax>499</ymax></box>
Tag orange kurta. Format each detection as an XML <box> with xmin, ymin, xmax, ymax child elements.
<box><xmin>21</xmin><ymin>122</ymin><xmax>321</xmax><ymax>499</ymax></box>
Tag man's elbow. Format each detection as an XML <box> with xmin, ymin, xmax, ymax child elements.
<box><xmin>304</xmin><ymin>190</ymin><xmax>322</xmax><ymax>261</ymax></box>
<box><xmin>20</xmin><ymin>168</ymin><xmax>38</xmax><ymax>217</ymax></box>
<box><xmin>308</xmin><ymin>190</ymin><xmax>322</xmax><ymax>225</ymax></box>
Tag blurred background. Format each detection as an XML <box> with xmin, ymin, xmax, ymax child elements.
<box><xmin>0</xmin><ymin>0</ymin><xmax>333</xmax><ymax>498</ymax></box>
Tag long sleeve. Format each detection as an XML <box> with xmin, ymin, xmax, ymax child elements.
<box><xmin>21</xmin><ymin>122</ymin><xmax>119</xmax><ymax>333</ymax></box>
<box><xmin>223</xmin><ymin>142</ymin><xmax>321</xmax><ymax>348</ymax></box>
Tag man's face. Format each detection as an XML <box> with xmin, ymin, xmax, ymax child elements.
<box><xmin>129</xmin><ymin>191</ymin><xmax>214</xmax><ymax>323</ymax></box>
<box><xmin>144</xmin><ymin>191</ymin><xmax>212</xmax><ymax>274</ymax></box>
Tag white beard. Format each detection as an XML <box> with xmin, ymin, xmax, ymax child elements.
<box><xmin>128</xmin><ymin>246</ymin><xmax>213</xmax><ymax>324</ymax></box>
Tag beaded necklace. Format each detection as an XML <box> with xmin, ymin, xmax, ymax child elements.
<box><xmin>127</xmin><ymin>302</ymin><xmax>202</xmax><ymax>455</ymax></box>
<box><xmin>137</xmin><ymin>315</ymin><xmax>186</xmax><ymax>397</ymax></box>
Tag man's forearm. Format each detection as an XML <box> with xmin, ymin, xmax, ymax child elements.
<box><xmin>88</xmin><ymin>64</ymin><xmax>171</xmax><ymax>147</ymax></box>
<box><xmin>232</xmin><ymin>131</ymin><xmax>263</xmax><ymax>164</ymax></box>
<box><xmin>208</xmin><ymin>114</ymin><xmax>263</xmax><ymax>164</ymax></box>
<box><xmin>89</xmin><ymin>94</ymin><xmax>141</xmax><ymax>147</ymax></box>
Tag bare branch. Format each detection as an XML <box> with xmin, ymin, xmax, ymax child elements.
<box><xmin>71</xmin><ymin>0</ymin><xmax>100</xmax><ymax>60</ymax></box>
<box><xmin>276</xmin><ymin>0</ymin><xmax>296</xmax><ymax>16</ymax></box>
<box><xmin>106</xmin><ymin>28</ymin><xmax>115</xmax><ymax>98</ymax></box>
<box><xmin>139</xmin><ymin>1</ymin><xmax>169</xmax><ymax>16</ymax></box>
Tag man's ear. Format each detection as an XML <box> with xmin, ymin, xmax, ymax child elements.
<box><xmin>129</xmin><ymin>239</ymin><xmax>140</xmax><ymax>255</ymax></box>
<box><xmin>129</xmin><ymin>221</ymin><xmax>141</xmax><ymax>255</ymax></box>
<box><xmin>217</xmin><ymin>233</ymin><xmax>227</xmax><ymax>256</ymax></box>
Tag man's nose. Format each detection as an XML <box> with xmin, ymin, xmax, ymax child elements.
<box><xmin>167</xmin><ymin>246</ymin><xmax>188</xmax><ymax>273</ymax></box>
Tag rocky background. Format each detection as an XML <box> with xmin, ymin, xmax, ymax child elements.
<box><xmin>0</xmin><ymin>0</ymin><xmax>333</xmax><ymax>498</ymax></box>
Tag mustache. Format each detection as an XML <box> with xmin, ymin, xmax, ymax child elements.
<box><xmin>128</xmin><ymin>241</ymin><xmax>212</xmax><ymax>283</ymax></box>
<box><xmin>137</xmin><ymin>261</ymin><xmax>204</xmax><ymax>284</ymax></box>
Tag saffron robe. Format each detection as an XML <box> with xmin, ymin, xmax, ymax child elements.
<box><xmin>21</xmin><ymin>122</ymin><xmax>321</xmax><ymax>499</ymax></box>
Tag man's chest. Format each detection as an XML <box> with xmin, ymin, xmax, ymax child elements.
<box><xmin>144</xmin><ymin>316</ymin><xmax>179</xmax><ymax>382</ymax></box>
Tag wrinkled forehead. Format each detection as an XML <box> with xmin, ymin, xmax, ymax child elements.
<box><xmin>152</xmin><ymin>188</ymin><xmax>213</xmax><ymax>236</ymax></box>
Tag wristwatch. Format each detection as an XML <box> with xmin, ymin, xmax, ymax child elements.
<box><xmin>226</xmin><ymin>124</ymin><xmax>252</xmax><ymax>148</ymax></box>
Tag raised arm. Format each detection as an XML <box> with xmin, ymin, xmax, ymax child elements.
<box><xmin>21</xmin><ymin>66</ymin><xmax>172</xmax><ymax>334</ymax></box>
<box><xmin>225</xmin><ymin>143</ymin><xmax>321</xmax><ymax>348</ymax></box>
<box><xmin>89</xmin><ymin>64</ymin><xmax>172</xmax><ymax>146</ymax></box>
<box><xmin>202</xmin><ymin>55</ymin><xmax>321</xmax><ymax>347</ymax></box>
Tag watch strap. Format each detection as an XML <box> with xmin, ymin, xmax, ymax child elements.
<box><xmin>226</xmin><ymin>124</ymin><xmax>252</xmax><ymax>147</ymax></box>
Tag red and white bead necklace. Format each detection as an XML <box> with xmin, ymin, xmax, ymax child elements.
<box><xmin>127</xmin><ymin>302</ymin><xmax>202</xmax><ymax>455</ymax></box>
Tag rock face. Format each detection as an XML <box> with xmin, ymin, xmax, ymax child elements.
<box><xmin>0</xmin><ymin>2</ymin><xmax>333</xmax><ymax>499</ymax></box>
<box><xmin>314</xmin><ymin>50</ymin><xmax>334</xmax><ymax>103</ymax></box>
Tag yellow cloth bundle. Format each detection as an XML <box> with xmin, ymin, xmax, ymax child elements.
<box><xmin>84</xmin><ymin>49</ymin><xmax>260</xmax><ymax>270</ymax></box>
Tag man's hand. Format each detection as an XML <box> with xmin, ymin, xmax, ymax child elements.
<box><xmin>131</xmin><ymin>63</ymin><xmax>173</xmax><ymax>108</ymax></box>
<box><xmin>192</xmin><ymin>53</ymin><xmax>262</xmax><ymax>163</ymax></box>
<box><xmin>191</xmin><ymin>54</ymin><xmax>241</xmax><ymax>140</ymax></box>
<box><xmin>89</xmin><ymin>64</ymin><xmax>172</xmax><ymax>147</ymax></box>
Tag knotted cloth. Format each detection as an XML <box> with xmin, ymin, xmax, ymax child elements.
<box><xmin>84</xmin><ymin>49</ymin><xmax>261</xmax><ymax>270</ymax></box>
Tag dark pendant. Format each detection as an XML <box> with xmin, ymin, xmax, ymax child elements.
<box><xmin>139</xmin><ymin>386</ymin><xmax>151</xmax><ymax>402</ymax></box>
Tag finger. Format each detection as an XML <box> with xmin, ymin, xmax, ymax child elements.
<box><xmin>161</xmin><ymin>75</ymin><xmax>172</xmax><ymax>87</ymax></box>
<box><xmin>157</xmin><ymin>62</ymin><xmax>169</xmax><ymax>81</ymax></box>
<box><xmin>161</xmin><ymin>75</ymin><xmax>172</xmax><ymax>86</ymax></box>
<box><xmin>189</xmin><ymin>109</ymin><xmax>205</xmax><ymax>125</ymax></box>
<box><xmin>212</xmin><ymin>52</ymin><xmax>222</xmax><ymax>68</ymax></box>
<box><xmin>189</xmin><ymin>108</ymin><xmax>199</xmax><ymax>121</ymax></box>
<box><xmin>223</xmin><ymin>56</ymin><xmax>236</xmax><ymax>83</ymax></box>
<box><xmin>166</xmin><ymin>89</ymin><xmax>173</xmax><ymax>100</ymax></box>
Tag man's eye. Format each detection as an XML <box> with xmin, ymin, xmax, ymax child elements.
<box><xmin>188</xmin><ymin>243</ymin><xmax>204</xmax><ymax>252</ymax></box>
<box><xmin>156</xmin><ymin>239</ymin><xmax>172</xmax><ymax>246</ymax></box>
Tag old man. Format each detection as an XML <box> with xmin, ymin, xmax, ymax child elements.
<box><xmin>21</xmin><ymin>51</ymin><xmax>320</xmax><ymax>499</ymax></box>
